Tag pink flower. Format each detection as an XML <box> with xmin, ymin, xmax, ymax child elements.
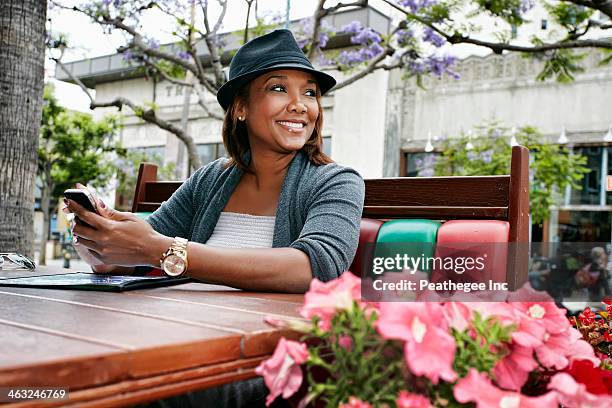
<box><xmin>300</xmin><ymin>272</ymin><xmax>361</xmax><ymax>331</ymax></box>
<box><xmin>338</xmin><ymin>335</ymin><xmax>353</xmax><ymax>350</ymax></box>
<box><xmin>535</xmin><ymin>330</ymin><xmax>571</xmax><ymax>370</ymax></box>
<box><xmin>455</xmin><ymin>369</ymin><xmax>559</xmax><ymax>408</ymax></box>
<box><xmin>255</xmin><ymin>337</ymin><xmax>309</xmax><ymax>406</ymax></box>
<box><xmin>339</xmin><ymin>396</ymin><xmax>373</xmax><ymax>408</ymax></box>
<box><xmin>493</xmin><ymin>344</ymin><xmax>538</xmax><ymax>390</ymax></box>
<box><xmin>549</xmin><ymin>372</ymin><xmax>612</xmax><ymax>408</ymax></box>
<box><xmin>443</xmin><ymin>302</ymin><xmax>471</xmax><ymax>332</ymax></box>
<box><xmin>520</xmin><ymin>303</ymin><xmax>568</xmax><ymax>333</ymax></box>
<box><xmin>566</xmin><ymin>328</ymin><xmax>601</xmax><ymax>367</ymax></box>
<box><xmin>377</xmin><ymin>302</ymin><xmax>457</xmax><ymax>384</ymax></box>
<box><xmin>396</xmin><ymin>390</ymin><xmax>432</xmax><ymax>408</ymax></box>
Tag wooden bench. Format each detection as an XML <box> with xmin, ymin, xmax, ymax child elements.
<box><xmin>132</xmin><ymin>145</ymin><xmax>529</xmax><ymax>289</ymax></box>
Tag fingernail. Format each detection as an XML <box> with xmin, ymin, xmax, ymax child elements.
<box><xmin>100</xmin><ymin>200</ymin><xmax>106</xmax><ymax>209</ymax></box>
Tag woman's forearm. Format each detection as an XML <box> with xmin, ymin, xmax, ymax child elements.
<box><xmin>147</xmin><ymin>234</ymin><xmax>313</xmax><ymax>293</ymax></box>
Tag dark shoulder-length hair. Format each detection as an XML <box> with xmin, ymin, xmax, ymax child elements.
<box><xmin>221</xmin><ymin>81</ymin><xmax>333</xmax><ymax>172</ymax></box>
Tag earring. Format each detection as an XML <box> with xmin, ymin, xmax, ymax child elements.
<box><xmin>238</xmin><ymin>116</ymin><xmax>244</xmax><ymax>121</ymax></box>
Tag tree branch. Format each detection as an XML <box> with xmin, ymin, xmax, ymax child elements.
<box><xmin>333</xmin><ymin>46</ymin><xmax>394</xmax><ymax>89</ymax></box>
<box><xmin>106</xmin><ymin>17</ymin><xmax>202</xmax><ymax>75</ymax></box>
<box><xmin>567</xmin><ymin>0</ymin><xmax>612</xmax><ymax>19</ymax></box>
<box><xmin>382</xmin><ymin>0</ymin><xmax>612</xmax><ymax>54</ymax></box>
<box><xmin>201</xmin><ymin>0</ymin><xmax>228</xmax><ymax>87</ymax></box>
<box><xmin>243</xmin><ymin>0</ymin><xmax>255</xmax><ymax>44</ymax></box>
<box><xmin>143</xmin><ymin>59</ymin><xmax>194</xmax><ymax>87</ymax></box>
<box><xmin>194</xmin><ymin>84</ymin><xmax>225</xmax><ymax>120</ymax></box>
<box><xmin>53</xmin><ymin>55</ymin><xmax>203</xmax><ymax>168</ymax></box>
<box><xmin>308</xmin><ymin>0</ymin><xmax>368</xmax><ymax>60</ymax></box>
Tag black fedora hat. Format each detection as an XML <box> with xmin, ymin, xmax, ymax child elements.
<box><xmin>216</xmin><ymin>29</ymin><xmax>336</xmax><ymax>111</ymax></box>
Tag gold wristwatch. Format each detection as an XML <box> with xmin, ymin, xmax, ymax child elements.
<box><xmin>160</xmin><ymin>237</ymin><xmax>189</xmax><ymax>277</ymax></box>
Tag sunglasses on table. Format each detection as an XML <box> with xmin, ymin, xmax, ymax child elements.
<box><xmin>0</xmin><ymin>253</ymin><xmax>36</xmax><ymax>271</ymax></box>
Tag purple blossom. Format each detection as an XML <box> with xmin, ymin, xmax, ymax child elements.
<box><xmin>408</xmin><ymin>60</ymin><xmax>426</xmax><ymax>74</ymax></box>
<box><xmin>425</xmin><ymin>54</ymin><xmax>460</xmax><ymax>79</ymax></box>
<box><xmin>467</xmin><ymin>151</ymin><xmax>477</xmax><ymax>161</ymax></box>
<box><xmin>397</xmin><ymin>0</ymin><xmax>437</xmax><ymax>13</ymax></box>
<box><xmin>423</xmin><ymin>154</ymin><xmax>436</xmax><ymax>167</ymax></box>
<box><xmin>520</xmin><ymin>0</ymin><xmax>535</xmax><ymax>14</ymax></box>
<box><xmin>422</xmin><ymin>27</ymin><xmax>445</xmax><ymax>47</ymax></box>
<box><xmin>147</xmin><ymin>39</ymin><xmax>160</xmax><ymax>49</ymax></box>
<box><xmin>342</xmin><ymin>21</ymin><xmax>363</xmax><ymax>34</ymax></box>
<box><xmin>418</xmin><ymin>168</ymin><xmax>435</xmax><ymax>177</ymax></box>
<box><xmin>341</xmin><ymin>21</ymin><xmax>382</xmax><ymax>45</ymax></box>
<box><xmin>338</xmin><ymin>43</ymin><xmax>385</xmax><ymax>66</ymax></box>
<box><xmin>482</xmin><ymin>149</ymin><xmax>493</xmax><ymax>163</ymax></box>
<box><xmin>350</xmin><ymin>27</ymin><xmax>381</xmax><ymax>45</ymax></box>
<box><xmin>295</xmin><ymin>19</ymin><xmax>332</xmax><ymax>50</ymax></box>
<box><xmin>396</xmin><ymin>28</ymin><xmax>414</xmax><ymax>47</ymax></box>
<box><xmin>122</xmin><ymin>49</ymin><xmax>134</xmax><ymax>61</ymax></box>
<box><xmin>177</xmin><ymin>50</ymin><xmax>190</xmax><ymax>60</ymax></box>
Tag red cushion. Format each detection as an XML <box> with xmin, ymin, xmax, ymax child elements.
<box><xmin>431</xmin><ymin>220</ymin><xmax>510</xmax><ymax>285</ymax></box>
<box><xmin>350</xmin><ymin>218</ymin><xmax>384</xmax><ymax>278</ymax></box>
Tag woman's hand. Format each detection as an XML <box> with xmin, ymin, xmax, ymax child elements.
<box><xmin>65</xmin><ymin>198</ymin><xmax>167</xmax><ymax>267</ymax></box>
<box><xmin>63</xmin><ymin>184</ymin><xmax>169</xmax><ymax>269</ymax></box>
<box><xmin>62</xmin><ymin>184</ymin><xmax>117</xmax><ymax>273</ymax></box>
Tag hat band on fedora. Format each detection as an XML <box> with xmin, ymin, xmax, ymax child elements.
<box><xmin>230</xmin><ymin>51</ymin><xmax>313</xmax><ymax>78</ymax></box>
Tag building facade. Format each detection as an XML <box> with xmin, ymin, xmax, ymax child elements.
<box><xmin>54</xmin><ymin>5</ymin><xmax>612</xmax><ymax>246</ymax></box>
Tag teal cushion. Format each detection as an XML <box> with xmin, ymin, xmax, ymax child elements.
<box><xmin>371</xmin><ymin>219</ymin><xmax>441</xmax><ymax>277</ymax></box>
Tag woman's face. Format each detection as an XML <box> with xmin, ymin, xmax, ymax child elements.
<box><xmin>240</xmin><ymin>69</ymin><xmax>320</xmax><ymax>154</ymax></box>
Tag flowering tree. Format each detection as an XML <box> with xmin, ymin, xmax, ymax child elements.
<box><xmin>432</xmin><ymin>123</ymin><xmax>590</xmax><ymax>225</ymax></box>
<box><xmin>47</xmin><ymin>0</ymin><xmax>612</xmax><ymax>172</ymax></box>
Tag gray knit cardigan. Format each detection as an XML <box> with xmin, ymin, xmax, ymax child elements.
<box><xmin>146</xmin><ymin>151</ymin><xmax>365</xmax><ymax>282</ymax></box>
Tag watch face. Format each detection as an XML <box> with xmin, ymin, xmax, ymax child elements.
<box><xmin>162</xmin><ymin>254</ymin><xmax>186</xmax><ymax>277</ymax></box>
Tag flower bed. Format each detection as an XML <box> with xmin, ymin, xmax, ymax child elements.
<box><xmin>257</xmin><ymin>273</ymin><xmax>612</xmax><ymax>407</ymax></box>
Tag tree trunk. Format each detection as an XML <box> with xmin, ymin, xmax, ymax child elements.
<box><xmin>0</xmin><ymin>0</ymin><xmax>46</xmax><ymax>256</ymax></box>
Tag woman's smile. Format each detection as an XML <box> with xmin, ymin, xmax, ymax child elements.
<box><xmin>276</xmin><ymin>119</ymin><xmax>307</xmax><ymax>133</ymax></box>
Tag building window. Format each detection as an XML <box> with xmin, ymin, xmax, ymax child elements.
<box><xmin>322</xmin><ymin>136</ymin><xmax>332</xmax><ymax>157</ymax></box>
<box><xmin>541</xmin><ymin>19</ymin><xmax>548</xmax><ymax>30</ymax></box>
<box><xmin>404</xmin><ymin>152</ymin><xmax>439</xmax><ymax>177</ymax></box>
<box><xmin>569</xmin><ymin>147</ymin><xmax>602</xmax><ymax>205</ymax></box>
<box><xmin>557</xmin><ymin>210</ymin><xmax>611</xmax><ymax>242</ymax></box>
<box><xmin>197</xmin><ymin>142</ymin><xmax>226</xmax><ymax>165</ymax></box>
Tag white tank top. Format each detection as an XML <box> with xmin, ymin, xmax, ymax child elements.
<box><xmin>205</xmin><ymin>212</ymin><xmax>276</xmax><ymax>248</ymax></box>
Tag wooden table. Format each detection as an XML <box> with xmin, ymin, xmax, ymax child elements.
<box><xmin>0</xmin><ymin>266</ymin><xmax>303</xmax><ymax>407</ymax></box>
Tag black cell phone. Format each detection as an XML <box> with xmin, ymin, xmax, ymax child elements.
<box><xmin>64</xmin><ymin>189</ymin><xmax>99</xmax><ymax>214</ymax></box>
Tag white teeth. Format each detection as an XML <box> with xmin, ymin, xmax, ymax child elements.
<box><xmin>278</xmin><ymin>121</ymin><xmax>304</xmax><ymax>129</ymax></box>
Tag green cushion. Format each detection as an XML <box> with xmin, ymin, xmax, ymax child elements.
<box><xmin>134</xmin><ymin>212</ymin><xmax>153</xmax><ymax>220</ymax></box>
<box><xmin>372</xmin><ymin>219</ymin><xmax>441</xmax><ymax>277</ymax></box>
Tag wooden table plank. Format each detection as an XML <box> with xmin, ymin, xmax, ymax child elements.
<box><xmin>135</xmin><ymin>284</ymin><xmax>304</xmax><ymax>317</ymax></box>
<box><xmin>0</xmin><ymin>323</ymin><xmax>129</xmax><ymax>389</ymax></box>
<box><xmin>2</xmin><ymin>287</ymin><xmax>279</xmax><ymax>334</ymax></box>
<box><xmin>0</xmin><ymin>290</ymin><xmax>243</xmax><ymax>381</ymax></box>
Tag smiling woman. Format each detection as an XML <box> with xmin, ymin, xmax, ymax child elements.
<box><xmin>64</xmin><ymin>29</ymin><xmax>365</xmax><ymax>408</ymax></box>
